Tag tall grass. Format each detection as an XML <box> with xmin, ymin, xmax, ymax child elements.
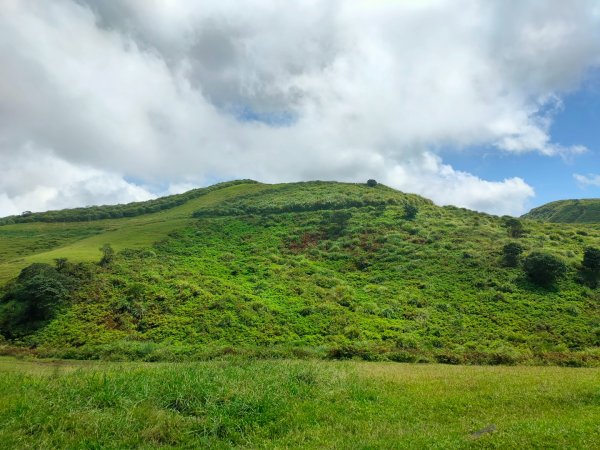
<box><xmin>0</xmin><ymin>357</ymin><xmax>598</xmax><ymax>448</ymax></box>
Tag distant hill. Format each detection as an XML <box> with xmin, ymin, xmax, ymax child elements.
<box><xmin>1</xmin><ymin>180</ymin><xmax>599</xmax><ymax>365</ymax></box>
<box><xmin>522</xmin><ymin>199</ymin><xmax>600</xmax><ymax>223</ymax></box>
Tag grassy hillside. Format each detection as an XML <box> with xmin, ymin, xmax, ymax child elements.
<box><xmin>0</xmin><ymin>181</ymin><xmax>270</xmax><ymax>282</ymax></box>
<box><xmin>1</xmin><ymin>180</ymin><xmax>600</xmax><ymax>365</ymax></box>
<box><xmin>1</xmin><ymin>357</ymin><xmax>599</xmax><ymax>448</ymax></box>
<box><xmin>523</xmin><ymin>198</ymin><xmax>600</xmax><ymax>223</ymax></box>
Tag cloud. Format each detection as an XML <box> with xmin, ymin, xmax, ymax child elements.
<box><xmin>574</xmin><ymin>173</ymin><xmax>600</xmax><ymax>188</ymax></box>
<box><xmin>0</xmin><ymin>0</ymin><xmax>599</xmax><ymax>216</ymax></box>
<box><xmin>383</xmin><ymin>153</ymin><xmax>535</xmax><ymax>216</ymax></box>
<box><xmin>0</xmin><ymin>145</ymin><xmax>155</xmax><ymax>216</ymax></box>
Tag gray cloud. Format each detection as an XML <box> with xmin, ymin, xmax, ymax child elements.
<box><xmin>1</xmin><ymin>0</ymin><xmax>599</xmax><ymax>216</ymax></box>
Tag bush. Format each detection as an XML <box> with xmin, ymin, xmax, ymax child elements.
<box><xmin>99</xmin><ymin>243</ymin><xmax>115</xmax><ymax>266</ymax></box>
<box><xmin>403</xmin><ymin>204</ymin><xmax>418</xmax><ymax>221</ymax></box>
<box><xmin>504</xmin><ymin>218</ymin><xmax>524</xmax><ymax>238</ymax></box>
<box><xmin>523</xmin><ymin>252</ymin><xmax>567</xmax><ymax>286</ymax></box>
<box><xmin>503</xmin><ymin>242</ymin><xmax>524</xmax><ymax>267</ymax></box>
<box><xmin>583</xmin><ymin>247</ymin><xmax>600</xmax><ymax>272</ymax></box>
<box><xmin>580</xmin><ymin>247</ymin><xmax>600</xmax><ymax>287</ymax></box>
<box><xmin>0</xmin><ymin>264</ymin><xmax>73</xmax><ymax>338</ymax></box>
<box><xmin>366</xmin><ymin>179</ymin><xmax>378</xmax><ymax>187</ymax></box>
<box><xmin>322</xmin><ymin>211</ymin><xmax>352</xmax><ymax>238</ymax></box>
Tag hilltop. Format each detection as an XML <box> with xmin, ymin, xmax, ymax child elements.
<box><xmin>523</xmin><ymin>198</ymin><xmax>600</xmax><ymax>223</ymax></box>
<box><xmin>0</xmin><ymin>180</ymin><xmax>599</xmax><ymax>365</ymax></box>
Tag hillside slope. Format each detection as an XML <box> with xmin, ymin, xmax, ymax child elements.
<box><xmin>0</xmin><ymin>181</ymin><xmax>269</xmax><ymax>282</ymax></box>
<box><xmin>523</xmin><ymin>198</ymin><xmax>600</xmax><ymax>223</ymax></box>
<box><xmin>1</xmin><ymin>181</ymin><xmax>599</xmax><ymax>365</ymax></box>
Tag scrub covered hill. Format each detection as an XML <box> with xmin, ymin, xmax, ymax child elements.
<box><xmin>523</xmin><ymin>198</ymin><xmax>600</xmax><ymax>223</ymax></box>
<box><xmin>1</xmin><ymin>180</ymin><xmax>599</xmax><ymax>365</ymax></box>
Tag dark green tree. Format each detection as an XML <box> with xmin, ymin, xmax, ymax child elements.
<box><xmin>581</xmin><ymin>246</ymin><xmax>600</xmax><ymax>287</ymax></box>
<box><xmin>504</xmin><ymin>218</ymin><xmax>524</xmax><ymax>238</ymax></box>
<box><xmin>503</xmin><ymin>242</ymin><xmax>524</xmax><ymax>267</ymax></box>
<box><xmin>523</xmin><ymin>252</ymin><xmax>567</xmax><ymax>286</ymax></box>
<box><xmin>366</xmin><ymin>179</ymin><xmax>378</xmax><ymax>187</ymax></box>
<box><xmin>583</xmin><ymin>247</ymin><xmax>600</xmax><ymax>272</ymax></box>
<box><xmin>403</xmin><ymin>204</ymin><xmax>418</xmax><ymax>221</ymax></box>
<box><xmin>0</xmin><ymin>263</ymin><xmax>72</xmax><ymax>338</ymax></box>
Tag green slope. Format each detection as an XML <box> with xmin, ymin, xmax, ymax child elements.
<box><xmin>0</xmin><ymin>181</ymin><xmax>269</xmax><ymax>282</ymax></box>
<box><xmin>1</xmin><ymin>181</ymin><xmax>600</xmax><ymax>365</ymax></box>
<box><xmin>523</xmin><ymin>198</ymin><xmax>600</xmax><ymax>223</ymax></box>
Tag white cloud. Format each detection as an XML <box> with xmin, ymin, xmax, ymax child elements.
<box><xmin>0</xmin><ymin>145</ymin><xmax>154</xmax><ymax>215</ymax></box>
<box><xmin>0</xmin><ymin>0</ymin><xmax>599</xmax><ymax>216</ymax></box>
<box><xmin>382</xmin><ymin>153</ymin><xmax>535</xmax><ymax>216</ymax></box>
<box><xmin>574</xmin><ymin>173</ymin><xmax>600</xmax><ymax>188</ymax></box>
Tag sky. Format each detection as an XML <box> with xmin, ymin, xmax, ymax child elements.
<box><xmin>0</xmin><ymin>0</ymin><xmax>599</xmax><ymax>218</ymax></box>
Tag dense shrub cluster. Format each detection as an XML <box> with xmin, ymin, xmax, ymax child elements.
<box><xmin>502</xmin><ymin>242</ymin><xmax>524</xmax><ymax>267</ymax></box>
<box><xmin>193</xmin><ymin>181</ymin><xmax>429</xmax><ymax>218</ymax></box>
<box><xmin>523</xmin><ymin>252</ymin><xmax>567</xmax><ymax>286</ymax></box>
<box><xmin>0</xmin><ymin>263</ymin><xmax>82</xmax><ymax>338</ymax></box>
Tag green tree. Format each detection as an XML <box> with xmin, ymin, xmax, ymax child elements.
<box><xmin>366</xmin><ymin>179</ymin><xmax>378</xmax><ymax>187</ymax></box>
<box><xmin>583</xmin><ymin>247</ymin><xmax>600</xmax><ymax>272</ymax></box>
<box><xmin>0</xmin><ymin>263</ymin><xmax>72</xmax><ymax>338</ymax></box>
<box><xmin>504</xmin><ymin>218</ymin><xmax>524</xmax><ymax>238</ymax></box>
<box><xmin>403</xmin><ymin>204</ymin><xmax>418</xmax><ymax>221</ymax></box>
<box><xmin>503</xmin><ymin>242</ymin><xmax>524</xmax><ymax>267</ymax></box>
<box><xmin>581</xmin><ymin>247</ymin><xmax>600</xmax><ymax>287</ymax></box>
<box><xmin>523</xmin><ymin>252</ymin><xmax>567</xmax><ymax>287</ymax></box>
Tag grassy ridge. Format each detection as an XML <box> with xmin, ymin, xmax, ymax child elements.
<box><xmin>1</xmin><ymin>357</ymin><xmax>599</xmax><ymax>448</ymax></box>
<box><xmin>523</xmin><ymin>199</ymin><xmax>600</xmax><ymax>223</ymax></box>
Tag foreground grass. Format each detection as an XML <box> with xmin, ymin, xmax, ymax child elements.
<box><xmin>0</xmin><ymin>357</ymin><xmax>598</xmax><ymax>448</ymax></box>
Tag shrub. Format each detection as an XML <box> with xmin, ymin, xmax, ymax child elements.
<box><xmin>580</xmin><ymin>246</ymin><xmax>600</xmax><ymax>287</ymax></box>
<box><xmin>0</xmin><ymin>264</ymin><xmax>73</xmax><ymax>338</ymax></box>
<box><xmin>322</xmin><ymin>211</ymin><xmax>352</xmax><ymax>238</ymax></box>
<box><xmin>366</xmin><ymin>179</ymin><xmax>378</xmax><ymax>187</ymax></box>
<box><xmin>403</xmin><ymin>204</ymin><xmax>418</xmax><ymax>221</ymax></box>
<box><xmin>523</xmin><ymin>252</ymin><xmax>567</xmax><ymax>286</ymax></box>
<box><xmin>504</xmin><ymin>218</ymin><xmax>524</xmax><ymax>238</ymax></box>
<box><xmin>99</xmin><ymin>243</ymin><xmax>115</xmax><ymax>266</ymax></box>
<box><xmin>502</xmin><ymin>242</ymin><xmax>524</xmax><ymax>267</ymax></box>
<box><xmin>583</xmin><ymin>247</ymin><xmax>600</xmax><ymax>272</ymax></box>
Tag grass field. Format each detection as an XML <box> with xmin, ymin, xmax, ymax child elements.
<box><xmin>0</xmin><ymin>356</ymin><xmax>598</xmax><ymax>448</ymax></box>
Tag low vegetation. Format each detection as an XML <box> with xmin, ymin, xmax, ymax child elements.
<box><xmin>0</xmin><ymin>180</ymin><xmax>598</xmax><ymax>365</ymax></box>
<box><xmin>0</xmin><ymin>357</ymin><xmax>598</xmax><ymax>448</ymax></box>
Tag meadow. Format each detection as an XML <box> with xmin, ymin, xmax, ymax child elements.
<box><xmin>0</xmin><ymin>356</ymin><xmax>599</xmax><ymax>449</ymax></box>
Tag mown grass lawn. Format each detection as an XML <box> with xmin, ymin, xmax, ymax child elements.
<box><xmin>0</xmin><ymin>357</ymin><xmax>598</xmax><ymax>449</ymax></box>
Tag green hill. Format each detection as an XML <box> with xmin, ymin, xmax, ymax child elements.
<box><xmin>1</xmin><ymin>180</ymin><xmax>599</xmax><ymax>365</ymax></box>
<box><xmin>523</xmin><ymin>198</ymin><xmax>600</xmax><ymax>223</ymax></box>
